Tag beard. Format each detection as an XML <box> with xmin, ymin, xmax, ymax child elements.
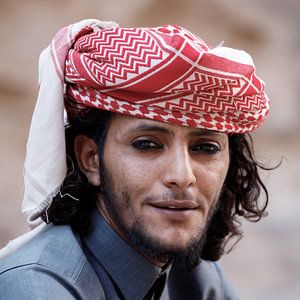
<box><xmin>98</xmin><ymin>162</ymin><xmax>219</xmax><ymax>270</ymax></box>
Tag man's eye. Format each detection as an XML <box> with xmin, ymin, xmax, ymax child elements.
<box><xmin>192</xmin><ymin>143</ymin><xmax>220</xmax><ymax>154</ymax></box>
<box><xmin>131</xmin><ymin>139</ymin><xmax>162</xmax><ymax>151</ymax></box>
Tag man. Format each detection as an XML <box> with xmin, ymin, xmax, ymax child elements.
<box><xmin>0</xmin><ymin>19</ymin><xmax>271</xmax><ymax>299</ymax></box>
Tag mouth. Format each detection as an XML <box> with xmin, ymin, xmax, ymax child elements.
<box><xmin>150</xmin><ymin>200</ymin><xmax>198</xmax><ymax>210</ymax></box>
<box><xmin>149</xmin><ymin>200</ymin><xmax>198</xmax><ymax>220</ymax></box>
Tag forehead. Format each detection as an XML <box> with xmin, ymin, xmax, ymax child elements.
<box><xmin>107</xmin><ymin>114</ymin><xmax>227</xmax><ymax>138</ymax></box>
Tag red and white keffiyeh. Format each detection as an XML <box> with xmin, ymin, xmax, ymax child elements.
<box><xmin>0</xmin><ymin>19</ymin><xmax>269</xmax><ymax>258</ymax></box>
<box><xmin>64</xmin><ymin>24</ymin><xmax>269</xmax><ymax>133</ymax></box>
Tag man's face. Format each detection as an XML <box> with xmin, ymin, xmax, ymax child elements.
<box><xmin>97</xmin><ymin>114</ymin><xmax>229</xmax><ymax>265</ymax></box>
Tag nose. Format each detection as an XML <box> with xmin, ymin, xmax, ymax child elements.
<box><xmin>162</xmin><ymin>146</ymin><xmax>196</xmax><ymax>190</ymax></box>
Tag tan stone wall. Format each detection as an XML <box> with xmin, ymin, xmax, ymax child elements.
<box><xmin>1</xmin><ymin>0</ymin><xmax>299</xmax><ymax>298</ymax></box>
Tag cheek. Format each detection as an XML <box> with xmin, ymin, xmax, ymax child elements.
<box><xmin>106</xmin><ymin>154</ymin><xmax>158</xmax><ymax>199</ymax></box>
<box><xmin>196</xmin><ymin>160</ymin><xmax>229</xmax><ymax>203</ymax></box>
<box><xmin>110</xmin><ymin>153</ymin><xmax>160</xmax><ymax>185</ymax></box>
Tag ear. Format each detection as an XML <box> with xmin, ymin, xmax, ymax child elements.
<box><xmin>74</xmin><ymin>135</ymin><xmax>101</xmax><ymax>187</ymax></box>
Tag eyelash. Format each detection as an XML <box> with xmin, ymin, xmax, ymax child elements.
<box><xmin>191</xmin><ymin>143</ymin><xmax>221</xmax><ymax>154</ymax></box>
<box><xmin>131</xmin><ymin>139</ymin><xmax>220</xmax><ymax>154</ymax></box>
<box><xmin>131</xmin><ymin>139</ymin><xmax>162</xmax><ymax>151</ymax></box>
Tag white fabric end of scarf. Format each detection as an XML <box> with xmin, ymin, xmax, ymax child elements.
<box><xmin>23</xmin><ymin>185</ymin><xmax>62</xmax><ymax>228</ymax></box>
<box><xmin>21</xmin><ymin>19</ymin><xmax>119</xmax><ymax>226</ymax></box>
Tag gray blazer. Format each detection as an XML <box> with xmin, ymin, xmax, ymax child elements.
<box><xmin>0</xmin><ymin>224</ymin><xmax>238</xmax><ymax>299</ymax></box>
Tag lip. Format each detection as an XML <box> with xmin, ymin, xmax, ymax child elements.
<box><xmin>149</xmin><ymin>200</ymin><xmax>198</xmax><ymax>221</ymax></box>
<box><xmin>150</xmin><ymin>200</ymin><xmax>198</xmax><ymax>209</ymax></box>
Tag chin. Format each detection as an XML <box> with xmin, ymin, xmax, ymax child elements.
<box><xmin>148</xmin><ymin>222</ymin><xmax>205</xmax><ymax>247</ymax></box>
<box><xmin>156</xmin><ymin>234</ymin><xmax>197</xmax><ymax>251</ymax></box>
<box><xmin>125</xmin><ymin>220</ymin><xmax>207</xmax><ymax>268</ymax></box>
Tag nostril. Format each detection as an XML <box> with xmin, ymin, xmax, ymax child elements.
<box><xmin>164</xmin><ymin>176</ymin><xmax>196</xmax><ymax>189</ymax></box>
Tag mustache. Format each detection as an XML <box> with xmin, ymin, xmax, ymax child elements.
<box><xmin>144</xmin><ymin>191</ymin><xmax>198</xmax><ymax>202</ymax></box>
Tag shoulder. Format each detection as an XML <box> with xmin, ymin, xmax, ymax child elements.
<box><xmin>0</xmin><ymin>225</ymin><xmax>103</xmax><ymax>299</ymax></box>
<box><xmin>168</xmin><ymin>260</ymin><xmax>239</xmax><ymax>300</ymax></box>
<box><xmin>0</xmin><ymin>224</ymin><xmax>83</xmax><ymax>277</ymax></box>
<box><xmin>201</xmin><ymin>260</ymin><xmax>239</xmax><ymax>299</ymax></box>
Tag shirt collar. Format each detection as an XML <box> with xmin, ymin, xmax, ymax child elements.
<box><xmin>83</xmin><ymin>210</ymin><xmax>169</xmax><ymax>300</ymax></box>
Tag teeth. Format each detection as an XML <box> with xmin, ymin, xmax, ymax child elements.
<box><xmin>168</xmin><ymin>206</ymin><xmax>176</xmax><ymax>209</ymax></box>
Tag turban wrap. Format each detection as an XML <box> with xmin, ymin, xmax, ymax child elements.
<box><xmin>64</xmin><ymin>24</ymin><xmax>269</xmax><ymax>133</ymax></box>
<box><xmin>0</xmin><ymin>19</ymin><xmax>269</xmax><ymax>258</ymax></box>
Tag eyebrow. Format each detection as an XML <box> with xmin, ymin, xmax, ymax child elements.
<box><xmin>127</xmin><ymin>123</ymin><xmax>224</xmax><ymax>137</ymax></box>
<box><xmin>129</xmin><ymin>124</ymin><xmax>171</xmax><ymax>134</ymax></box>
<box><xmin>188</xmin><ymin>130</ymin><xmax>223</xmax><ymax>137</ymax></box>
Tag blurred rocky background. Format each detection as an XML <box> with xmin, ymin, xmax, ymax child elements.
<box><xmin>0</xmin><ymin>0</ymin><xmax>299</xmax><ymax>299</ymax></box>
